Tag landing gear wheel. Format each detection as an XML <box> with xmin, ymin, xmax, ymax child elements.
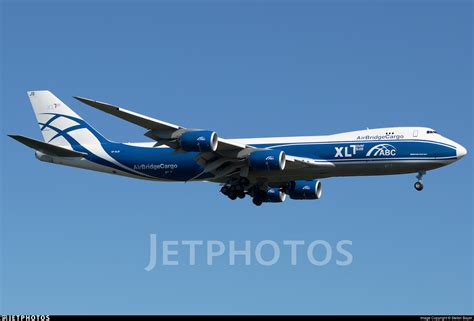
<box><xmin>414</xmin><ymin>181</ymin><xmax>424</xmax><ymax>191</ymax></box>
<box><xmin>220</xmin><ymin>185</ymin><xmax>230</xmax><ymax>195</ymax></box>
<box><xmin>252</xmin><ymin>197</ymin><xmax>263</xmax><ymax>206</ymax></box>
<box><xmin>414</xmin><ymin>171</ymin><xmax>426</xmax><ymax>191</ymax></box>
<box><xmin>228</xmin><ymin>192</ymin><xmax>238</xmax><ymax>200</ymax></box>
<box><xmin>237</xmin><ymin>191</ymin><xmax>246</xmax><ymax>199</ymax></box>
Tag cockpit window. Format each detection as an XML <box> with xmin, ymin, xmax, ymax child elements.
<box><xmin>426</xmin><ymin>130</ymin><xmax>438</xmax><ymax>134</ymax></box>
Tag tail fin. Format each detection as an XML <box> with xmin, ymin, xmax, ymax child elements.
<box><xmin>28</xmin><ymin>90</ymin><xmax>109</xmax><ymax>147</ymax></box>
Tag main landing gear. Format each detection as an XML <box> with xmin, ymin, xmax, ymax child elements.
<box><xmin>220</xmin><ymin>178</ymin><xmax>249</xmax><ymax>200</ymax></box>
<box><xmin>251</xmin><ymin>189</ymin><xmax>266</xmax><ymax>207</ymax></box>
<box><xmin>252</xmin><ymin>197</ymin><xmax>263</xmax><ymax>207</ymax></box>
<box><xmin>414</xmin><ymin>171</ymin><xmax>426</xmax><ymax>191</ymax></box>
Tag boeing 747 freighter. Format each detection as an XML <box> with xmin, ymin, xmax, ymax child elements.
<box><xmin>10</xmin><ymin>91</ymin><xmax>467</xmax><ymax>206</ymax></box>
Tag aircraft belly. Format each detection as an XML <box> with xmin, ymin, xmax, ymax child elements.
<box><xmin>329</xmin><ymin>160</ymin><xmax>449</xmax><ymax>177</ymax></box>
<box><xmin>249</xmin><ymin>159</ymin><xmax>453</xmax><ymax>183</ymax></box>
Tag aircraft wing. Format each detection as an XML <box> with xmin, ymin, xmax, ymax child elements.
<box><xmin>285</xmin><ymin>155</ymin><xmax>335</xmax><ymax>170</ymax></box>
<box><xmin>74</xmin><ymin>96</ymin><xmax>333</xmax><ymax>179</ymax></box>
<box><xmin>74</xmin><ymin>96</ymin><xmax>246</xmax><ymax>154</ymax></box>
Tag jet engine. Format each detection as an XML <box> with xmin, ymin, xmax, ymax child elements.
<box><xmin>179</xmin><ymin>130</ymin><xmax>218</xmax><ymax>152</ymax></box>
<box><xmin>287</xmin><ymin>180</ymin><xmax>322</xmax><ymax>200</ymax></box>
<box><xmin>248</xmin><ymin>150</ymin><xmax>286</xmax><ymax>171</ymax></box>
<box><xmin>264</xmin><ymin>188</ymin><xmax>287</xmax><ymax>203</ymax></box>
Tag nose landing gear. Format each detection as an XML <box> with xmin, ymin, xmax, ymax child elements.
<box><xmin>414</xmin><ymin>181</ymin><xmax>424</xmax><ymax>191</ymax></box>
<box><xmin>414</xmin><ymin>171</ymin><xmax>426</xmax><ymax>191</ymax></box>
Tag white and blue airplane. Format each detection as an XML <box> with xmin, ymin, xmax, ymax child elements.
<box><xmin>10</xmin><ymin>91</ymin><xmax>467</xmax><ymax>206</ymax></box>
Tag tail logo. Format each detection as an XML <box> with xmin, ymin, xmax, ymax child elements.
<box><xmin>46</xmin><ymin>103</ymin><xmax>61</xmax><ymax>110</ymax></box>
<box><xmin>366</xmin><ymin>144</ymin><xmax>397</xmax><ymax>157</ymax></box>
<box><xmin>38</xmin><ymin>113</ymin><xmax>107</xmax><ymax>145</ymax></box>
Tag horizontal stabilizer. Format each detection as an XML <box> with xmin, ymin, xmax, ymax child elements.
<box><xmin>8</xmin><ymin>135</ymin><xmax>87</xmax><ymax>158</ymax></box>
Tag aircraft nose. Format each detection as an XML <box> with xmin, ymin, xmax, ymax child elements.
<box><xmin>457</xmin><ymin>144</ymin><xmax>467</xmax><ymax>159</ymax></box>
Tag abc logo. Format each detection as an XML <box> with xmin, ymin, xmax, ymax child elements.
<box><xmin>366</xmin><ymin>144</ymin><xmax>397</xmax><ymax>157</ymax></box>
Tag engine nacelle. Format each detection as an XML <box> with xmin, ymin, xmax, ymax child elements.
<box><xmin>264</xmin><ymin>188</ymin><xmax>287</xmax><ymax>203</ymax></box>
<box><xmin>179</xmin><ymin>130</ymin><xmax>218</xmax><ymax>152</ymax></box>
<box><xmin>288</xmin><ymin>180</ymin><xmax>322</xmax><ymax>200</ymax></box>
<box><xmin>249</xmin><ymin>150</ymin><xmax>286</xmax><ymax>171</ymax></box>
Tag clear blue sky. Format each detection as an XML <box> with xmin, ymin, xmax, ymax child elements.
<box><xmin>1</xmin><ymin>0</ymin><xmax>472</xmax><ymax>315</ymax></box>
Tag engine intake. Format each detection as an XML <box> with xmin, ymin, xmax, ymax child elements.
<box><xmin>179</xmin><ymin>130</ymin><xmax>218</xmax><ymax>152</ymax></box>
<box><xmin>288</xmin><ymin>180</ymin><xmax>322</xmax><ymax>200</ymax></box>
<box><xmin>249</xmin><ymin>150</ymin><xmax>286</xmax><ymax>171</ymax></box>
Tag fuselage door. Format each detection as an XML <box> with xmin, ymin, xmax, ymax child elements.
<box><xmin>413</xmin><ymin>129</ymin><xmax>418</xmax><ymax>137</ymax></box>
